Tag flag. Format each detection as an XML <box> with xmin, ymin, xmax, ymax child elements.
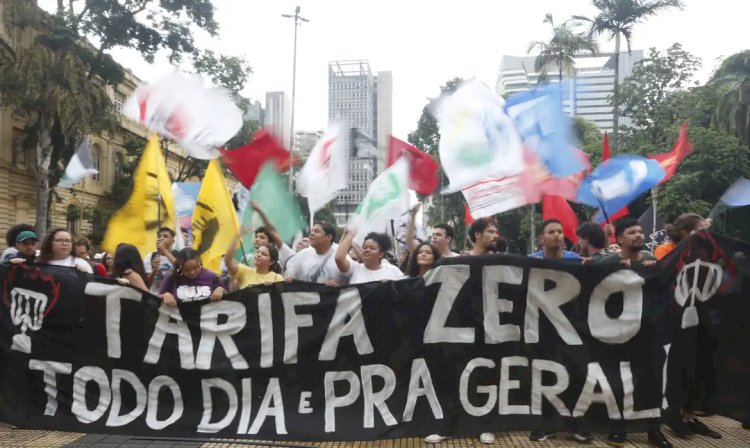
<box><xmin>647</xmin><ymin>124</ymin><xmax>693</xmax><ymax>185</ymax></box>
<box><xmin>122</xmin><ymin>72</ymin><xmax>242</xmax><ymax>159</ymax></box>
<box><xmin>219</xmin><ymin>129</ymin><xmax>291</xmax><ymax>189</ymax></box>
<box><xmin>435</xmin><ymin>80</ymin><xmax>526</xmax><ymax>192</ymax></box>
<box><xmin>240</xmin><ymin>162</ymin><xmax>305</xmax><ymax>258</ymax></box>
<box><xmin>464</xmin><ymin>203</ymin><xmax>475</xmax><ymax>226</ymax></box>
<box><xmin>717</xmin><ymin>177</ymin><xmax>750</xmax><ymax>208</ymax></box>
<box><xmin>462</xmin><ymin>173</ymin><xmax>534</xmax><ymax>219</ymax></box>
<box><xmin>577</xmin><ymin>155</ymin><xmax>666</xmax><ymax>220</ymax></box>
<box><xmin>350</xmin><ymin>157</ymin><xmax>410</xmax><ymax>243</ymax></box>
<box><xmin>192</xmin><ymin>160</ymin><xmax>239</xmax><ymax>274</ymax></box>
<box><xmin>350</xmin><ymin>128</ymin><xmax>378</xmax><ymax>159</ymax></box>
<box><xmin>542</xmin><ymin>195</ymin><xmax>578</xmax><ymax>243</ymax></box>
<box><xmin>637</xmin><ymin>205</ymin><xmax>667</xmax><ymax>252</ymax></box>
<box><xmin>388</xmin><ymin>136</ymin><xmax>439</xmax><ymax>195</ymax></box>
<box><xmin>296</xmin><ymin>124</ymin><xmax>348</xmax><ymax>218</ymax></box>
<box><xmin>602</xmin><ymin>132</ymin><xmax>611</xmax><ymax>161</ymax></box>
<box><xmin>102</xmin><ymin>135</ymin><xmax>175</xmax><ymax>256</ymax></box>
<box><xmin>504</xmin><ymin>84</ymin><xmax>585</xmax><ymax>177</ymax></box>
<box><xmin>58</xmin><ymin>137</ymin><xmax>98</xmax><ymax>188</ymax></box>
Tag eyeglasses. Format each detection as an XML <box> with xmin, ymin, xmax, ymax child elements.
<box><xmin>53</xmin><ymin>239</ymin><xmax>72</xmax><ymax>244</ymax></box>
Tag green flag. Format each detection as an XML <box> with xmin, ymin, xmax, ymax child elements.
<box><xmin>239</xmin><ymin>163</ymin><xmax>305</xmax><ymax>262</ymax></box>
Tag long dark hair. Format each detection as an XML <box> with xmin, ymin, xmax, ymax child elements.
<box><xmin>256</xmin><ymin>243</ymin><xmax>281</xmax><ymax>274</ymax></box>
<box><xmin>113</xmin><ymin>244</ymin><xmax>146</xmax><ymax>281</ymax></box>
<box><xmin>38</xmin><ymin>228</ymin><xmax>71</xmax><ymax>263</ymax></box>
<box><xmin>174</xmin><ymin>248</ymin><xmax>202</xmax><ymax>276</ymax></box>
<box><xmin>406</xmin><ymin>242</ymin><xmax>441</xmax><ymax>277</ymax></box>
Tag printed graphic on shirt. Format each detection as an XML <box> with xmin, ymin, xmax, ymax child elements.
<box><xmin>175</xmin><ymin>285</ymin><xmax>212</xmax><ymax>302</ymax></box>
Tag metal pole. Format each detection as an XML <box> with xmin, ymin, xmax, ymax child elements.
<box><xmin>282</xmin><ymin>6</ymin><xmax>309</xmax><ymax>193</ymax></box>
<box><xmin>651</xmin><ymin>187</ymin><xmax>658</xmax><ymax>235</ymax></box>
<box><xmin>529</xmin><ymin>204</ymin><xmax>535</xmax><ymax>252</ymax></box>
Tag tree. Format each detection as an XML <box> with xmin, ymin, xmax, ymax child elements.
<box><xmin>528</xmin><ymin>13</ymin><xmax>598</xmax><ymax>112</ymax></box>
<box><xmin>407</xmin><ymin>78</ymin><xmax>469</xmax><ymax>248</ymax></box>
<box><xmin>574</xmin><ymin>0</ymin><xmax>684</xmax><ymax>153</ymax></box>
<box><xmin>0</xmin><ymin>0</ymin><xmax>222</xmax><ymax>236</ymax></box>
<box><xmin>617</xmin><ymin>43</ymin><xmax>700</xmax><ymax>147</ymax></box>
<box><xmin>708</xmin><ymin>50</ymin><xmax>750</xmax><ymax>148</ymax></box>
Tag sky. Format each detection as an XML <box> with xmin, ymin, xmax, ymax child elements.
<box><xmin>40</xmin><ymin>0</ymin><xmax>750</xmax><ymax>140</ymax></box>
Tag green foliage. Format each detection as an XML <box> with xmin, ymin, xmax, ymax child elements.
<box><xmin>194</xmin><ymin>50</ymin><xmax>252</xmax><ymax>95</ymax></box>
<box><xmin>528</xmin><ymin>13</ymin><xmax>598</xmax><ymax>81</ymax></box>
<box><xmin>708</xmin><ymin>50</ymin><xmax>750</xmax><ymax>147</ymax></box>
<box><xmin>618</xmin><ymin>43</ymin><xmax>701</xmax><ymax>146</ymax></box>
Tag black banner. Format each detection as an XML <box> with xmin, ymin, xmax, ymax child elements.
<box><xmin>0</xmin><ymin>231</ymin><xmax>748</xmax><ymax>440</ymax></box>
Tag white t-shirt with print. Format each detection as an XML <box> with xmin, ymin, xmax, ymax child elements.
<box><xmin>345</xmin><ymin>261</ymin><xmax>404</xmax><ymax>284</ymax></box>
<box><xmin>144</xmin><ymin>252</ymin><xmax>174</xmax><ymax>295</ymax></box>
<box><xmin>48</xmin><ymin>256</ymin><xmax>93</xmax><ymax>273</ymax></box>
<box><xmin>284</xmin><ymin>244</ymin><xmax>348</xmax><ymax>284</ymax></box>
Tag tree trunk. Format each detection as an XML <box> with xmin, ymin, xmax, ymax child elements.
<box><xmin>34</xmin><ymin>120</ymin><xmax>54</xmax><ymax>236</ymax></box>
<box><xmin>612</xmin><ymin>34</ymin><xmax>621</xmax><ymax>153</ymax></box>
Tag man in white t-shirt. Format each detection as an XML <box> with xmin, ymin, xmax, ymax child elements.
<box><xmin>284</xmin><ymin>222</ymin><xmax>348</xmax><ymax>285</ymax></box>
<box><xmin>144</xmin><ymin>227</ymin><xmax>177</xmax><ymax>295</ymax></box>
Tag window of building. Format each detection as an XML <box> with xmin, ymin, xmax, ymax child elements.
<box><xmin>113</xmin><ymin>152</ymin><xmax>124</xmax><ymax>184</ymax></box>
<box><xmin>113</xmin><ymin>91</ymin><xmax>126</xmax><ymax>114</ymax></box>
<box><xmin>11</xmin><ymin>127</ymin><xmax>26</xmax><ymax>166</ymax></box>
<box><xmin>91</xmin><ymin>144</ymin><xmax>101</xmax><ymax>181</ymax></box>
<box><xmin>66</xmin><ymin>204</ymin><xmax>80</xmax><ymax>235</ymax></box>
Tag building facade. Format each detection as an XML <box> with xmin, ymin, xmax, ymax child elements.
<box><xmin>294</xmin><ymin>130</ymin><xmax>323</xmax><ymax>158</ymax></box>
<box><xmin>327</xmin><ymin>60</ymin><xmax>392</xmax><ymax>226</ymax></box>
<box><xmin>265</xmin><ymin>91</ymin><xmax>290</xmax><ymax>147</ymax></box>
<box><xmin>495</xmin><ymin>51</ymin><xmax>643</xmax><ymax>132</ymax></box>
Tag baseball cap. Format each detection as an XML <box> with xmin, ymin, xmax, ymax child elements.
<box><xmin>16</xmin><ymin>231</ymin><xmax>38</xmax><ymax>243</ymax></box>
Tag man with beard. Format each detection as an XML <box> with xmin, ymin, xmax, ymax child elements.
<box><xmin>529</xmin><ymin>219</ymin><xmax>581</xmax><ymax>260</ymax></box>
<box><xmin>594</xmin><ymin>217</ymin><xmax>671</xmax><ymax>447</ymax></box>
<box><xmin>468</xmin><ymin>218</ymin><xmax>500</xmax><ymax>256</ymax></box>
<box><xmin>576</xmin><ymin>221</ymin><xmax>608</xmax><ymax>262</ymax></box>
<box><xmin>599</xmin><ymin>218</ymin><xmax>656</xmax><ymax>267</ymax></box>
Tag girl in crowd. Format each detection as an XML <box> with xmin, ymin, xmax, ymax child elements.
<box><xmin>160</xmin><ymin>248</ymin><xmax>225</xmax><ymax>307</ymax></box>
<box><xmin>112</xmin><ymin>244</ymin><xmax>148</xmax><ymax>291</ymax></box>
<box><xmin>37</xmin><ymin>228</ymin><xmax>93</xmax><ymax>273</ymax></box>
<box><xmin>335</xmin><ymin>229</ymin><xmax>403</xmax><ymax>283</ymax></box>
<box><xmin>225</xmin><ymin>235</ymin><xmax>283</xmax><ymax>288</ymax></box>
<box><xmin>654</xmin><ymin>213</ymin><xmax>711</xmax><ymax>259</ymax></box>
<box><xmin>405</xmin><ymin>242</ymin><xmax>441</xmax><ymax>277</ymax></box>
<box><xmin>101</xmin><ymin>252</ymin><xmax>115</xmax><ymax>275</ymax></box>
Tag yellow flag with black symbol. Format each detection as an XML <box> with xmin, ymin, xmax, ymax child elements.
<box><xmin>102</xmin><ymin>135</ymin><xmax>176</xmax><ymax>257</ymax></box>
<box><xmin>191</xmin><ymin>159</ymin><xmax>239</xmax><ymax>274</ymax></box>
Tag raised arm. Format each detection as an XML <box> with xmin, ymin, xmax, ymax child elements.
<box><xmin>224</xmin><ymin>234</ymin><xmax>241</xmax><ymax>276</ymax></box>
<box><xmin>250</xmin><ymin>201</ymin><xmax>283</xmax><ymax>248</ymax></box>
<box><xmin>406</xmin><ymin>203</ymin><xmax>421</xmax><ymax>251</ymax></box>
<box><xmin>335</xmin><ymin>229</ymin><xmax>354</xmax><ymax>274</ymax></box>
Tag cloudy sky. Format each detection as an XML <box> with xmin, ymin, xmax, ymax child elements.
<box><xmin>40</xmin><ymin>0</ymin><xmax>750</xmax><ymax>139</ymax></box>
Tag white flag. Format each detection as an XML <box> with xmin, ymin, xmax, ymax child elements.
<box><xmin>296</xmin><ymin>123</ymin><xmax>348</xmax><ymax>218</ymax></box>
<box><xmin>59</xmin><ymin>137</ymin><xmax>98</xmax><ymax>188</ymax></box>
<box><xmin>122</xmin><ymin>72</ymin><xmax>242</xmax><ymax>160</ymax></box>
<box><xmin>350</xmin><ymin>157</ymin><xmax>411</xmax><ymax>243</ymax></box>
<box><xmin>435</xmin><ymin>80</ymin><xmax>526</xmax><ymax>193</ymax></box>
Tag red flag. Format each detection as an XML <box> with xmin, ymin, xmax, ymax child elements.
<box><xmin>464</xmin><ymin>203</ymin><xmax>474</xmax><ymax>227</ymax></box>
<box><xmin>602</xmin><ymin>132</ymin><xmax>611</xmax><ymax>161</ymax></box>
<box><xmin>542</xmin><ymin>195</ymin><xmax>579</xmax><ymax>243</ymax></box>
<box><xmin>388</xmin><ymin>136</ymin><xmax>439</xmax><ymax>195</ymax></box>
<box><xmin>648</xmin><ymin>124</ymin><xmax>693</xmax><ymax>184</ymax></box>
<box><xmin>219</xmin><ymin>128</ymin><xmax>290</xmax><ymax>188</ymax></box>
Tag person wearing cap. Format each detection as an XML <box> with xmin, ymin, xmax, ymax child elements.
<box><xmin>1</xmin><ymin>230</ymin><xmax>39</xmax><ymax>265</ymax></box>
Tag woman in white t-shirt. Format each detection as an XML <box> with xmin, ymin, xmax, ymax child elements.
<box><xmin>335</xmin><ymin>229</ymin><xmax>403</xmax><ymax>284</ymax></box>
<box><xmin>37</xmin><ymin>228</ymin><xmax>93</xmax><ymax>273</ymax></box>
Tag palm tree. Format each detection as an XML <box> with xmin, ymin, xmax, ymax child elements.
<box><xmin>574</xmin><ymin>0</ymin><xmax>683</xmax><ymax>152</ymax></box>
<box><xmin>710</xmin><ymin>50</ymin><xmax>750</xmax><ymax>148</ymax></box>
<box><xmin>528</xmin><ymin>14</ymin><xmax>599</xmax><ymax>115</ymax></box>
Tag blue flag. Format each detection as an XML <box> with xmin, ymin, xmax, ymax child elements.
<box><xmin>504</xmin><ymin>85</ymin><xmax>584</xmax><ymax>177</ymax></box>
<box><xmin>577</xmin><ymin>155</ymin><xmax>666</xmax><ymax>219</ymax></box>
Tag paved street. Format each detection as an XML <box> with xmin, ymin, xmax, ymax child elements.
<box><xmin>0</xmin><ymin>416</ymin><xmax>748</xmax><ymax>448</ymax></box>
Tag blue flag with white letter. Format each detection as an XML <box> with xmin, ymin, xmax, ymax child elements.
<box><xmin>577</xmin><ymin>155</ymin><xmax>666</xmax><ymax>219</ymax></box>
<box><xmin>504</xmin><ymin>85</ymin><xmax>584</xmax><ymax>177</ymax></box>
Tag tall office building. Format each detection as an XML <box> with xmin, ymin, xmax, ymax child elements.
<box><xmin>294</xmin><ymin>130</ymin><xmax>323</xmax><ymax>158</ymax></box>
<box><xmin>265</xmin><ymin>91</ymin><xmax>290</xmax><ymax>145</ymax></box>
<box><xmin>328</xmin><ymin>60</ymin><xmax>392</xmax><ymax>226</ymax></box>
<box><xmin>495</xmin><ymin>51</ymin><xmax>643</xmax><ymax>132</ymax></box>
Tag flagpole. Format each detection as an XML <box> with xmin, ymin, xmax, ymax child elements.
<box><xmin>651</xmin><ymin>187</ymin><xmax>658</xmax><ymax>238</ymax></box>
<box><xmin>529</xmin><ymin>204</ymin><xmax>535</xmax><ymax>252</ymax></box>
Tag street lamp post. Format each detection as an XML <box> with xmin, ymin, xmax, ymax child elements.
<box><xmin>282</xmin><ymin>6</ymin><xmax>309</xmax><ymax>192</ymax></box>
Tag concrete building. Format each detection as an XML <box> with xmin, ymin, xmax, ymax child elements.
<box><xmin>294</xmin><ymin>130</ymin><xmax>323</xmax><ymax>158</ymax></box>
<box><xmin>328</xmin><ymin>60</ymin><xmax>392</xmax><ymax>226</ymax></box>
<box><xmin>495</xmin><ymin>51</ymin><xmax>643</xmax><ymax>132</ymax></box>
<box><xmin>243</xmin><ymin>99</ymin><xmax>264</xmax><ymax>124</ymax></box>
<box><xmin>265</xmin><ymin>91</ymin><xmax>290</xmax><ymax>146</ymax></box>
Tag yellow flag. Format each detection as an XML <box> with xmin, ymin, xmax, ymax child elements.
<box><xmin>102</xmin><ymin>135</ymin><xmax>175</xmax><ymax>257</ymax></box>
<box><xmin>192</xmin><ymin>159</ymin><xmax>239</xmax><ymax>274</ymax></box>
